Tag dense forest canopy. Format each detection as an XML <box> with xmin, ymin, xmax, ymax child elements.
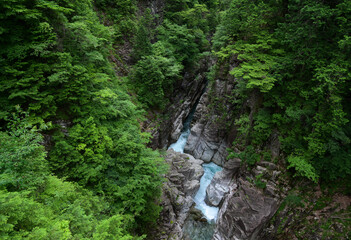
<box><xmin>214</xmin><ymin>0</ymin><xmax>351</xmax><ymax>183</ymax></box>
<box><xmin>0</xmin><ymin>0</ymin><xmax>350</xmax><ymax>239</ymax></box>
<box><xmin>0</xmin><ymin>0</ymin><xmax>166</xmax><ymax>238</ymax></box>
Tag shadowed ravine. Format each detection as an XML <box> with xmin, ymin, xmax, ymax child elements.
<box><xmin>168</xmin><ymin>99</ymin><xmax>222</xmax><ymax>240</ymax></box>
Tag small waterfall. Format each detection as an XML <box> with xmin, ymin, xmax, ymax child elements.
<box><xmin>183</xmin><ymin>163</ymin><xmax>222</xmax><ymax>240</ymax></box>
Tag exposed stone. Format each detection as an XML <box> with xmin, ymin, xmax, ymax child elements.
<box><xmin>153</xmin><ymin>149</ymin><xmax>204</xmax><ymax>240</ymax></box>
<box><xmin>145</xmin><ymin>59</ymin><xmax>209</xmax><ymax>150</ymax></box>
<box><xmin>189</xmin><ymin>207</ymin><xmax>207</xmax><ymax>222</ymax></box>
<box><xmin>144</xmin><ymin>54</ymin><xmax>287</xmax><ymax>239</ymax></box>
<box><xmin>224</xmin><ymin>157</ymin><xmax>241</xmax><ymax>170</ymax></box>
<box><xmin>202</xmin><ymin>148</ymin><xmax>215</xmax><ymax>162</ymax></box>
<box><xmin>264</xmin><ymin>183</ymin><xmax>277</xmax><ymax>198</ymax></box>
<box><xmin>212</xmin><ymin>141</ymin><xmax>229</xmax><ymax>166</ymax></box>
<box><xmin>272</xmin><ymin>171</ymin><xmax>281</xmax><ymax>181</ymax></box>
<box><xmin>259</xmin><ymin>161</ymin><xmax>278</xmax><ymax>170</ymax></box>
<box><xmin>170</xmin><ymin>101</ymin><xmax>191</xmax><ymax>141</ymax></box>
<box><xmin>252</xmin><ymin>165</ymin><xmax>268</xmax><ymax>176</ymax></box>
<box><xmin>213</xmin><ymin>178</ymin><xmax>280</xmax><ymax>240</ymax></box>
<box><xmin>184</xmin><ymin>180</ymin><xmax>201</xmax><ymax>197</ymax></box>
<box><xmin>183</xmin><ymin>212</ymin><xmax>217</xmax><ymax>240</ymax></box>
<box><xmin>205</xmin><ymin>169</ymin><xmax>235</xmax><ymax>207</ymax></box>
<box><xmin>266</xmin><ymin>129</ymin><xmax>281</xmax><ymax>160</ymax></box>
<box><xmin>184</xmin><ymin>91</ymin><xmax>230</xmax><ymax>165</ymax></box>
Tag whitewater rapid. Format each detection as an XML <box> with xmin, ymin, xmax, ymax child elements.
<box><xmin>194</xmin><ymin>162</ymin><xmax>222</xmax><ymax>222</ymax></box>
<box><xmin>168</xmin><ymin>128</ymin><xmax>190</xmax><ymax>153</ymax></box>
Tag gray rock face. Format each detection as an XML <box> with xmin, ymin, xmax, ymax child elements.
<box><xmin>145</xmin><ymin>60</ymin><xmax>209</xmax><ymax>150</ymax></box>
<box><xmin>184</xmin><ymin>90</ymin><xmax>230</xmax><ymax>166</ymax></box>
<box><xmin>220</xmin><ymin>156</ymin><xmax>241</xmax><ymax>170</ymax></box>
<box><xmin>154</xmin><ymin>149</ymin><xmax>204</xmax><ymax>240</ymax></box>
<box><xmin>170</xmin><ymin>100</ymin><xmax>192</xmax><ymax>142</ymax></box>
<box><xmin>147</xmin><ymin>60</ymin><xmax>285</xmax><ymax>239</ymax></box>
<box><xmin>213</xmin><ymin>174</ymin><xmax>280</xmax><ymax>240</ymax></box>
<box><xmin>205</xmin><ymin>169</ymin><xmax>236</xmax><ymax>207</ymax></box>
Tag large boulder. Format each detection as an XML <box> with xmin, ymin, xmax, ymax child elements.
<box><xmin>205</xmin><ymin>169</ymin><xmax>236</xmax><ymax>207</ymax></box>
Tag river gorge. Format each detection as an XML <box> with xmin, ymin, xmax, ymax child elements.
<box><xmin>149</xmin><ymin>74</ymin><xmax>283</xmax><ymax>240</ymax></box>
<box><xmin>168</xmin><ymin>95</ymin><xmax>223</xmax><ymax>239</ymax></box>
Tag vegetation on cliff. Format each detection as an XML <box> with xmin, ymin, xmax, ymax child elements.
<box><xmin>214</xmin><ymin>0</ymin><xmax>351</xmax><ymax>184</ymax></box>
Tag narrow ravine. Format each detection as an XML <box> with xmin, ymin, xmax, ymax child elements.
<box><xmin>168</xmin><ymin>95</ymin><xmax>223</xmax><ymax>240</ymax></box>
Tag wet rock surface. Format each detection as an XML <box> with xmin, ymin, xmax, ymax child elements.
<box><xmin>183</xmin><ymin>209</ymin><xmax>216</xmax><ymax>240</ymax></box>
<box><xmin>162</xmin><ymin>77</ymin><xmax>283</xmax><ymax>240</ymax></box>
<box><xmin>152</xmin><ymin>149</ymin><xmax>204</xmax><ymax>240</ymax></box>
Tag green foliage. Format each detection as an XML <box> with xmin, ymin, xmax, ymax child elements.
<box><xmin>94</xmin><ymin>0</ymin><xmax>137</xmax><ymax>41</ymax></box>
<box><xmin>0</xmin><ymin>177</ymin><xmax>137</xmax><ymax>239</ymax></box>
<box><xmin>228</xmin><ymin>145</ymin><xmax>260</xmax><ymax>168</ymax></box>
<box><xmin>0</xmin><ymin>0</ymin><xmax>167</xmax><ymax>238</ymax></box>
<box><xmin>252</xmin><ymin>109</ymin><xmax>273</xmax><ymax>145</ymax></box>
<box><xmin>157</xmin><ymin>19</ymin><xmax>206</xmax><ymax>66</ymax></box>
<box><xmin>132</xmin><ymin>53</ymin><xmax>182</xmax><ymax>109</ymax></box>
<box><xmin>128</xmin><ymin>0</ymin><xmax>214</xmax><ymax>110</ymax></box>
<box><xmin>235</xmin><ymin>114</ymin><xmax>250</xmax><ymax>137</ymax></box>
<box><xmin>50</xmin><ymin>115</ymin><xmax>167</xmax><ymax>224</ymax></box>
<box><xmin>132</xmin><ymin>9</ymin><xmax>154</xmax><ymax>61</ymax></box>
<box><xmin>0</xmin><ymin>190</ymin><xmax>72</xmax><ymax>240</ymax></box>
<box><xmin>0</xmin><ymin>113</ymin><xmax>138</xmax><ymax>239</ymax></box>
<box><xmin>0</xmin><ymin>111</ymin><xmax>48</xmax><ymax>191</ymax></box>
<box><xmin>228</xmin><ymin>34</ymin><xmax>280</xmax><ymax>93</ymax></box>
<box><xmin>93</xmin><ymin>215</ymin><xmax>141</xmax><ymax>240</ymax></box>
<box><xmin>254</xmin><ymin>174</ymin><xmax>266</xmax><ymax>189</ymax></box>
<box><xmin>171</xmin><ymin>3</ymin><xmax>210</xmax><ymax>33</ymax></box>
<box><xmin>216</xmin><ymin>0</ymin><xmax>351</xmax><ymax>183</ymax></box>
<box><xmin>50</xmin><ymin>117</ymin><xmax>113</xmax><ymax>185</ymax></box>
<box><xmin>287</xmin><ymin>155</ymin><xmax>318</xmax><ymax>183</ymax></box>
<box><xmin>283</xmin><ymin>194</ymin><xmax>305</xmax><ymax>209</ymax></box>
<box><xmin>0</xmin><ymin>0</ymin><xmax>114</xmax><ymax>123</ymax></box>
<box><xmin>214</xmin><ymin>0</ymin><xmax>283</xmax><ymax>93</ymax></box>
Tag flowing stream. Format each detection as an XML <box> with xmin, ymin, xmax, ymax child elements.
<box><xmin>194</xmin><ymin>162</ymin><xmax>222</xmax><ymax>222</ymax></box>
<box><xmin>168</xmin><ymin>99</ymin><xmax>223</xmax><ymax>240</ymax></box>
<box><xmin>182</xmin><ymin>163</ymin><xmax>222</xmax><ymax>240</ymax></box>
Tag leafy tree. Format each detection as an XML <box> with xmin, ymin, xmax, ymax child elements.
<box><xmin>132</xmin><ymin>9</ymin><xmax>154</xmax><ymax>61</ymax></box>
<box><xmin>0</xmin><ymin>111</ymin><xmax>139</xmax><ymax>238</ymax></box>
<box><xmin>0</xmin><ymin>112</ymin><xmax>48</xmax><ymax>191</ymax></box>
<box><xmin>157</xmin><ymin>19</ymin><xmax>206</xmax><ymax>66</ymax></box>
<box><xmin>132</xmin><ymin>52</ymin><xmax>183</xmax><ymax>109</ymax></box>
<box><xmin>0</xmin><ymin>0</ymin><xmax>167</xmax><ymax>237</ymax></box>
<box><xmin>214</xmin><ymin>0</ymin><xmax>351</xmax><ymax>182</ymax></box>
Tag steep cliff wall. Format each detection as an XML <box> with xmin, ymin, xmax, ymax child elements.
<box><xmin>144</xmin><ymin>58</ymin><xmax>210</xmax><ymax>150</ymax></box>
